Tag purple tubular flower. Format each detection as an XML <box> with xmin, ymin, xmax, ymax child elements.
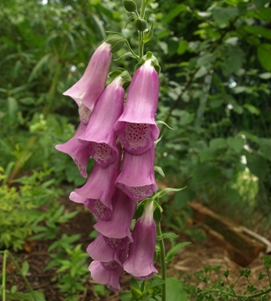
<box><xmin>114</xmin><ymin>60</ymin><xmax>159</xmax><ymax>155</ymax></box>
<box><xmin>78</xmin><ymin>77</ymin><xmax>124</xmax><ymax>168</ymax></box>
<box><xmin>124</xmin><ymin>201</ymin><xmax>158</xmax><ymax>280</ymax></box>
<box><xmin>115</xmin><ymin>145</ymin><xmax>158</xmax><ymax>201</ymax></box>
<box><xmin>89</xmin><ymin>261</ymin><xmax>123</xmax><ymax>292</ymax></box>
<box><xmin>63</xmin><ymin>42</ymin><xmax>112</xmax><ymax>123</ymax></box>
<box><xmin>94</xmin><ymin>189</ymin><xmax>136</xmax><ymax>241</ymax></box>
<box><xmin>74</xmin><ymin>147</ymin><xmax>121</xmax><ymax>210</ymax></box>
<box><xmin>55</xmin><ymin>123</ymin><xmax>90</xmax><ymax>178</ymax></box>
<box><xmin>69</xmin><ymin>192</ymin><xmax>112</xmax><ymax>221</ymax></box>
<box><xmin>87</xmin><ymin>233</ymin><xmax>128</xmax><ymax>265</ymax></box>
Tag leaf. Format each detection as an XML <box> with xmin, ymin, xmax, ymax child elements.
<box><xmin>119</xmin><ymin>291</ymin><xmax>133</xmax><ymax>301</ymax></box>
<box><xmin>212</xmin><ymin>6</ymin><xmax>238</xmax><ymax>23</ymax></box>
<box><xmin>246</xmin><ymin>152</ymin><xmax>267</xmax><ymax>179</ymax></box>
<box><xmin>28</xmin><ymin>53</ymin><xmax>53</xmax><ymax>82</ymax></box>
<box><xmin>244</xmin><ymin>104</ymin><xmax>260</xmax><ymax>115</ymax></box>
<box><xmin>195</xmin><ymin>66</ymin><xmax>208</xmax><ymax>79</ymax></box>
<box><xmin>210</xmin><ymin>138</ymin><xmax>227</xmax><ymax>150</ymax></box>
<box><xmin>162</xmin><ymin>4</ymin><xmax>187</xmax><ymax>24</ymax></box>
<box><xmin>156</xmin><ymin>120</ymin><xmax>174</xmax><ymax>130</ymax></box>
<box><xmin>193</xmin><ymin>162</ymin><xmax>220</xmax><ymax>185</ymax></box>
<box><xmin>178</xmin><ymin>111</ymin><xmax>195</xmax><ymax>126</ymax></box>
<box><xmin>166</xmin><ymin>278</ymin><xmax>188</xmax><ymax>301</ymax></box>
<box><xmin>227</xmin><ymin>136</ymin><xmax>244</xmax><ymax>153</ymax></box>
<box><xmin>259</xmin><ymin>72</ymin><xmax>271</xmax><ymax>79</ymax></box>
<box><xmin>154</xmin><ymin>166</ymin><xmax>165</xmax><ymax>177</ymax></box>
<box><xmin>154</xmin><ymin>187</ymin><xmax>186</xmax><ymax>199</ymax></box>
<box><xmin>199</xmin><ymin>148</ymin><xmax>216</xmax><ymax>163</ymax></box>
<box><xmin>177</xmin><ymin>40</ymin><xmax>188</xmax><ymax>55</ymax></box>
<box><xmin>244</xmin><ymin>25</ymin><xmax>271</xmax><ymax>39</ymax></box>
<box><xmin>165</xmin><ymin>242</ymin><xmax>191</xmax><ymax>263</ymax></box>
<box><xmin>257</xmin><ymin>43</ymin><xmax>271</xmax><ymax>71</ymax></box>
<box><xmin>162</xmin><ymin>232</ymin><xmax>179</xmax><ymax>240</ymax></box>
<box><xmin>197</xmin><ymin>53</ymin><xmax>215</xmax><ymax>67</ymax></box>
<box><xmin>255</xmin><ymin>0</ymin><xmax>270</xmax><ymax>9</ymax></box>
<box><xmin>259</xmin><ymin>138</ymin><xmax>271</xmax><ymax>161</ymax></box>
<box><xmin>21</xmin><ymin>261</ymin><xmax>29</xmax><ymax>276</ymax></box>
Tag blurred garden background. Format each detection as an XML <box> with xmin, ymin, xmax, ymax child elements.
<box><xmin>0</xmin><ymin>0</ymin><xmax>271</xmax><ymax>300</ymax></box>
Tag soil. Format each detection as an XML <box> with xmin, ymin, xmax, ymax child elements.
<box><xmin>1</xmin><ymin>197</ymin><xmax>270</xmax><ymax>301</ymax></box>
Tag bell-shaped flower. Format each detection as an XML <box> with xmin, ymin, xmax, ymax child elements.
<box><xmin>94</xmin><ymin>188</ymin><xmax>135</xmax><ymax>241</ymax></box>
<box><xmin>114</xmin><ymin>59</ymin><xmax>159</xmax><ymax>155</ymax></box>
<box><xmin>55</xmin><ymin>123</ymin><xmax>90</xmax><ymax>178</ymax></box>
<box><xmin>78</xmin><ymin>76</ymin><xmax>125</xmax><ymax>168</ymax></box>
<box><xmin>73</xmin><ymin>145</ymin><xmax>121</xmax><ymax>209</ymax></box>
<box><xmin>124</xmin><ymin>201</ymin><xmax>158</xmax><ymax>280</ymax></box>
<box><xmin>87</xmin><ymin>233</ymin><xmax>128</xmax><ymax>265</ymax></box>
<box><xmin>89</xmin><ymin>261</ymin><xmax>123</xmax><ymax>292</ymax></box>
<box><xmin>63</xmin><ymin>42</ymin><xmax>112</xmax><ymax>123</ymax></box>
<box><xmin>116</xmin><ymin>145</ymin><xmax>158</xmax><ymax>201</ymax></box>
<box><xmin>69</xmin><ymin>192</ymin><xmax>112</xmax><ymax>221</ymax></box>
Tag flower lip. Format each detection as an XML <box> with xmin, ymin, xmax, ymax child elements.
<box><xmin>115</xmin><ymin>146</ymin><xmax>158</xmax><ymax>201</ymax></box>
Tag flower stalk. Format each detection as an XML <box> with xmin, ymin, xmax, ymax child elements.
<box><xmin>158</xmin><ymin>222</ymin><xmax>167</xmax><ymax>301</ymax></box>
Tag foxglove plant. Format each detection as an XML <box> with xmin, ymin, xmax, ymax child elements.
<box><xmin>56</xmin><ymin>1</ymin><xmax>187</xmax><ymax>300</ymax></box>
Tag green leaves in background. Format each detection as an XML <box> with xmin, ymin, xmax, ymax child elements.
<box><xmin>257</xmin><ymin>44</ymin><xmax>271</xmax><ymax>71</ymax></box>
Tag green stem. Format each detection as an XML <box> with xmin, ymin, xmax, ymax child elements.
<box><xmin>2</xmin><ymin>250</ymin><xmax>7</xmax><ymax>301</ymax></box>
<box><xmin>125</xmin><ymin>40</ymin><xmax>140</xmax><ymax>61</ymax></box>
<box><xmin>138</xmin><ymin>0</ymin><xmax>147</xmax><ymax>58</ymax></box>
<box><xmin>158</xmin><ymin>222</ymin><xmax>166</xmax><ymax>301</ymax></box>
<box><xmin>7</xmin><ymin>251</ymin><xmax>38</xmax><ymax>301</ymax></box>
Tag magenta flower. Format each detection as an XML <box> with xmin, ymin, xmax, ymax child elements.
<box><xmin>124</xmin><ymin>201</ymin><xmax>158</xmax><ymax>280</ymax></box>
<box><xmin>94</xmin><ymin>188</ymin><xmax>136</xmax><ymax>241</ymax></box>
<box><xmin>73</xmin><ymin>145</ymin><xmax>121</xmax><ymax>209</ymax></box>
<box><xmin>87</xmin><ymin>233</ymin><xmax>128</xmax><ymax>265</ymax></box>
<box><xmin>116</xmin><ymin>145</ymin><xmax>158</xmax><ymax>201</ymax></box>
<box><xmin>78</xmin><ymin>76</ymin><xmax>124</xmax><ymax>168</ymax></box>
<box><xmin>89</xmin><ymin>261</ymin><xmax>123</xmax><ymax>292</ymax></box>
<box><xmin>69</xmin><ymin>192</ymin><xmax>112</xmax><ymax>221</ymax></box>
<box><xmin>55</xmin><ymin>123</ymin><xmax>90</xmax><ymax>178</ymax></box>
<box><xmin>114</xmin><ymin>59</ymin><xmax>159</xmax><ymax>154</ymax></box>
<box><xmin>63</xmin><ymin>42</ymin><xmax>112</xmax><ymax>123</ymax></box>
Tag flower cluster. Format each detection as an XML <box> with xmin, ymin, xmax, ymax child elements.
<box><xmin>56</xmin><ymin>42</ymin><xmax>159</xmax><ymax>291</ymax></box>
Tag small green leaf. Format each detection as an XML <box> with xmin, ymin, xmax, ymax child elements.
<box><xmin>154</xmin><ymin>166</ymin><xmax>165</xmax><ymax>177</ymax></box>
<box><xmin>227</xmin><ymin>136</ymin><xmax>244</xmax><ymax>153</ymax></box>
<box><xmin>162</xmin><ymin>4</ymin><xmax>187</xmax><ymax>24</ymax></box>
<box><xmin>165</xmin><ymin>242</ymin><xmax>191</xmax><ymax>263</ymax></box>
<box><xmin>156</xmin><ymin>120</ymin><xmax>174</xmax><ymax>130</ymax></box>
<box><xmin>210</xmin><ymin>138</ymin><xmax>227</xmax><ymax>150</ymax></box>
<box><xmin>212</xmin><ymin>6</ymin><xmax>238</xmax><ymax>23</ymax></box>
<box><xmin>257</xmin><ymin>43</ymin><xmax>271</xmax><ymax>71</ymax></box>
<box><xmin>246</xmin><ymin>152</ymin><xmax>267</xmax><ymax>179</ymax></box>
<box><xmin>154</xmin><ymin>187</ymin><xmax>186</xmax><ymax>199</ymax></box>
<box><xmin>162</xmin><ymin>232</ymin><xmax>179</xmax><ymax>240</ymax></box>
<box><xmin>21</xmin><ymin>260</ymin><xmax>29</xmax><ymax>276</ymax></box>
<box><xmin>166</xmin><ymin>277</ymin><xmax>188</xmax><ymax>301</ymax></box>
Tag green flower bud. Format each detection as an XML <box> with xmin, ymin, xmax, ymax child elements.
<box><xmin>135</xmin><ymin>18</ymin><xmax>148</xmax><ymax>32</ymax></box>
<box><xmin>131</xmin><ymin>287</ymin><xmax>143</xmax><ymax>300</ymax></box>
<box><xmin>123</xmin><ymin>0</ymin><xmax>137</xmax><ymax>12</ymax></box>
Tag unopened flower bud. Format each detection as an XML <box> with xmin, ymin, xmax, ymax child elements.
<box><xmin>135</xmin><ymin>18</ymin><xmax>148</xmax><ymax>32</ymax></box>
<box><xmin>123</xmin><ymin>0</ymin><xmax>137</xmax><ymax>12</ymax></box>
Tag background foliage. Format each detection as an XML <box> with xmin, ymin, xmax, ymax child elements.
<box><xmin>0</xmin><ymin>0</ymin><xmax>271</xmax><ymax>299</ymax></box>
